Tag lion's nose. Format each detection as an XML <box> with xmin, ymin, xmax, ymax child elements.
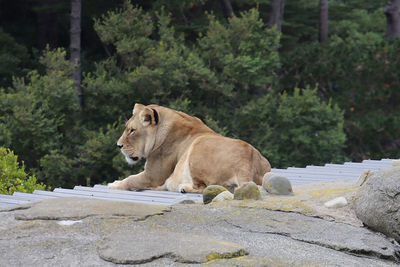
<box><xmin>117</xmin><ymin>144</ymin><xmax>123</xmax><ymax>149</ymax></box>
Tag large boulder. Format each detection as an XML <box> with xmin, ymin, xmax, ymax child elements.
<box><xmin>353</xmin><ymin>166</ymin><xmax>400</xmax><ymax>242</ymax></box>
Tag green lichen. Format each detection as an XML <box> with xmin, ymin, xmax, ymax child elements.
<box><xmin>234</xmin><ymin>182</ymin><xmax>261</xmax><ymax>200</ymax></box>
<box><xmin>205</xmin><ymin>249</ymin><xmax>249</xmax><ymax>262</ymax></box>
<box><xmin>203</xmin><ymin>185</ymin><xmax>227</xmax><ymax>204</ymax></box>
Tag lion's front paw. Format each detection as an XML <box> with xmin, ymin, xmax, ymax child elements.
<box><xmin>178</xmin><ymin>183</ymin><xmax>193</xmax><ymax>193</ymax></box>
<box><xmin>108</xmin><ymin>180</ymin><xmax>125</xmax><ymax>190</ymax></box>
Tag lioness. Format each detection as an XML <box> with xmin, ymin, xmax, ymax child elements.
<box><xmin>108</xmin><ymin>104</ymin><xmax>271</xmax><ymax>193</ymax></box>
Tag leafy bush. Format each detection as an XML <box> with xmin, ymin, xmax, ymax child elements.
<box><xmin>0</xmin><ymin>147</ymin><xmax>48</xmax><ymax>195</ymax></box>
<box><xmin>233</xmin><ymin>88</ymin><xmax>346</xmax><ymax>168</ymax></box>
<box><xmin>0</xmin><ymin>27</ymin><xmax>29</xmax><ymax>88</ymax></box>
<box><xmin>281</xmin><ymin>35</ymin><xmax>400</xmax><ymax>161</ymax></box>
<box><xmin>0</xmin><ymin>47</ymin><xmax>79</xmax><ymax>169</ymax></box>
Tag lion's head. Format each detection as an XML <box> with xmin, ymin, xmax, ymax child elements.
<box><xmin>117</xmin><ymin>103</ymin><xmax>159</xmax><ymax>165</ymax></box>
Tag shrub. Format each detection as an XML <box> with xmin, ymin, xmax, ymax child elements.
<box><xmin>233</xmin><ymin>88</ymin><xmax>346</xmax><ymax>168</ymax></box>
<box><xmin>0</xmin><ymin>47</ymin><xmax>79</xmax><ymax>170</ymax></box>
<box><xmin>0</xmin><ymin>147</ymin><xmax>48</xmax><ymax>195</ymax></box>
<box><xmin>281</xmin><ymin>35</ymin><xmax>400</xmax><ymax>161</ymax></box>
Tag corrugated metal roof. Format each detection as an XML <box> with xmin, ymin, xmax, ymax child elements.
<box><xmin>0</xmin><ymin>159</ymin><xmax>395</xmax><ymax>209</ymax></box>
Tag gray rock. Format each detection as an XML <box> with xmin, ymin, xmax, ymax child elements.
<box><xmin>1</xmin><ymin>198</ymin><xmax>399</xmax><ymax>266</ymax></box>
<box><xmin>146</xmin><ymin>205</ymin><xmax>400</xmax><ymax>265</ymax></box>
<box><xmin>212</xmin><ymin>191</ymin><xmax>234</xmax><ymax>203</ymax></box>
<box><xmin>324</xmin><ymin>196</ymin><xmax>348</xmax><ymax>208</ymax></box>
<box><xmin>258</xmin><ymin>185</ymin><xmax>269</xmax><ymax>199</ymax></box>
<box><xmin>354</xmin><ymin>167</ymin><xmax>400</xmax><ymax>242</ymax></box>
<box><xmin>263</xmin><ymin>174</ymin><xmax>293</xmax><ymax>195</ymax></box>
<box><xmin>15</xmin><ymin>197</ymin><xmax>170</xmax><ymax>220</ymax></box>
<box><xmin>233</xmin><ymin>182</ymin><xmax>261</xmax><ymax>200</ymax></box>
<box><xmin>203</xmin><ymin>185</ymin><xmax>227</xmax><ymax>204</ymax></box>
<box><xmin>173</xmin><ymin>196</ymin><xmax>197</xmax><ymax>205</ymax></box>
<box><xmin>98</xmin><ymin>224</ymin><xmax>248</xmax><ymax>264</ymax></box>
<box><xmin>355</xmin><ymin>170</ymin><xmax>374</xmax><ymax>186</ymax></box>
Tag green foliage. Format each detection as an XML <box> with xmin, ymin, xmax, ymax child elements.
<box><xmin>0</xmin><ymin>147</ymin><xmax>47</xmax><ymax>195</ymax></box>
<box><xmin>88</xmin><ymin>3</ymin><xmax>281</xmax><ymax>130</ymax></box>
<box><xmin>281</xmin><ymin>33</ymin><xmax>400</xmax><ymax>160</ymax></box>
<box><xmin>0</xmin><ymin>27</ymin><xmax>29</xmax><ymax>88</ymax></box>
<box><xmin>38</xmin><ymin>151</ymin><xmax>78</xmax><ymax>188</ymax></box>
<box><xmin>0</xmin><ymin>48</ymin><xmax>79</xmax><ymax>170</ymax></box>
<box><xmin>197</xmin><ymin>9</ymin><xmax>280</xmax><ymax>100</ymax></box>
<box><xmin>233</xmin><ymin>89</ymin><xmax>346</xmax><ymax>168</ymax></box>
<box><xmin>94</xmin><ymin>3</ymin><xmax>155</xmax><ymax>68</ymax></box>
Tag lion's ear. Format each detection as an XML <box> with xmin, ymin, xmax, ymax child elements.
<box><xmin>133</xmin><ymin>103</ymin><xmax>145</xmax><ymax>115</ymax></box>
<box><xmin>139</xmin><ymin>107</ymin><xmax>158</xmax><ymax>126</ymax></box>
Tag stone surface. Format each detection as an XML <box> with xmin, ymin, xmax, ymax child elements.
<box><xmin>263</xmin><ymin>174</ymin><xmax>293</xmax><ymax>195</ymax></box>
<box><xmin>218</xmin><ymin>180</ymin><xmax>363</xmax><ymax>226</ymax></box>
<box><xmin>15</xmin><ymin>197</ymin><xmax>170</xmax><ymax>220</ymax></box>
<box><xmin>173</xmin><ymin>196</ymin><xmax>198</xmax><ymax>205</ymax></box>
<box><xmin>1</xmin><ymin>182</ymin><xmax>399</xmax><ymax>266</ymax></box>
<box><xmin>212</xmin><ymin>191</ymin><xmax>234</xmax><ymax>203</ymax></box>
<box><xmin>354</xmin><ymin>167</ymin><xmax>400</xmax><ymax>242</ymax></box>
<box><xmin>203</xmin><ymin>185</ymin><xmax>227</xmax><ymax>204</ymax></box>
<box><xmin>144</xmin><ymin>205</ymin><xmax>400</xmax><ymax>265</ymax></box>
<box><xmin>324</xmin><ymin>196</ymin><xmax>348</xmax><ymax>208</ymax></box>
<box><xmin>98</xmin><ymin>224</ymin><xmax>248</xmax><ymax>264</ymax></box>
<box><xmin>233</xmin><ymin>182</ymin><xmax>261</xmax><ymax>200</ymax></box>
<box><xmin>262</xmin><ymin>172</ymin><xmax>275</xmax><ymax>181</ymax></box>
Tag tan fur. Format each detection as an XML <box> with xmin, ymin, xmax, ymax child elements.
<box><xmin>108</xmin><ymin>104</ymin><xmax>271</xmax><ymax>193</ymax></box>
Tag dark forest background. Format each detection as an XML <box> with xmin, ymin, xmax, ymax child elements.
<box><xmin>0</xmin><ymin>0</ymin><xmax>399</xmax><ymax>190</ymax></box>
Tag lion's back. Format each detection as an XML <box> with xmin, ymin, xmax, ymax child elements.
<box><xmin>187</xmin><ymin>134</ymin><xmax>270</xmax><ymax>186</ymax></box>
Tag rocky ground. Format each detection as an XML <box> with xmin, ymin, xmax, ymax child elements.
<box><xmin>1</xmin><ymin>181</ymin><xmax>400</xmax><ymax>267</ymax></box>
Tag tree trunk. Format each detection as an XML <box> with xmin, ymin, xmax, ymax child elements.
<box><xmin>220</xmin><ymin>0</ymin><xmax>235</xmax><ymax>18</ymax></box>
<box><xmin>70</xmin><ymin>0</ymin><xmax>83</xmax><ymax>109</ymax></box>
<box><xmin>384</xmin><ymin>0</ymin><xmax>400</xmax><ymax>38</ymax></box>
<box><xmin>319</xmin><ymin>0</ymin><xmax>329</xmax><ymax>43</ymax></box>
<box><xmin>268</xmin><ymin>0</ymin><xmax>286</xmax><ymax>32</ymax></box>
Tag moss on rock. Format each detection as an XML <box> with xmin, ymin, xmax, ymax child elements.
<box><xmin>233</xmin><ymin>182</ymin><xmax>261</xmax><ymax>200</ymax></box>
<box><xmin>203</xmin><ymin>185</ymin><xmax>227</xmax><ymax>204</ymax></box>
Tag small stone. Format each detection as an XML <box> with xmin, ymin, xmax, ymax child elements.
<box><xmin>57</xmin><ymin>220</ymin><xmax>82</xmax><ymax>226</ymax></box>
<box><xmin>203</xmin><ymin>185</ymin><xmax>227</xmax><ymax>204</ymax></box>
<box><xmin>234</xmin><ymin>182</ymin><xmax>261</xmax><ymax>200</ymax></box>
<box><xmin>324</xmin><ymin>197</ymin><xmax>348</xmax><ymax>208</ymax></box>
<box><xmin>173</xmin><ymin>197</ymin><xmax>197</xmax><ymax>205</ymax></box>
<box><xmin>212</xmin><ymin>191</ymin><xmax>234</xmax><ymax>203</ymax></box>
<box><xmin>263</xmin><ymin>172</ymin><xmax>275</xmax><ymax>180</ymax></box>
<box><xmin>263</xmin><ymin>174</ymin><xmax>293</xmax><ymax>195</ymax></box>
<box><xmin>258</xmin><ymin>185</ymin><xmax>269</xmax><ymax>200</ymax></box>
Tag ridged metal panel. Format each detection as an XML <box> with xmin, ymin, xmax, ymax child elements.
<box><xmin>273</xmin><ymin>159</ymin><xmax>394</xmax><ymax>185</ymax></box>
<box><xmin>0</xmin><ymin>195</ymin><xmax>31</xmax><ymax>205</ymax></box>
<box><xmin>33</xmin><ymin>189</ymin><xmax>174</xmax><ymax>205</ymax></box>
<box><xmin>74</xmin><ymin>186</ymin><xmax>202</xmax><ymax>201</ymax></box>
<box><xmin>0</xmin><ymin>159</ymin><xmax>395</xmax><ymax>208</ymax></box>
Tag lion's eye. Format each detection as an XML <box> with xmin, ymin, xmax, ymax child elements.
<box><xmin>129</xmin><ymin>129</ymin><xmax>135</xmax><ymax>134</ymax></box>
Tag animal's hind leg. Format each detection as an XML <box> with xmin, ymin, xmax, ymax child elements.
<box><xmin>149</xmin><ymin>183</ymin><xmax>167</xmax><ymax>191</ymax></box>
